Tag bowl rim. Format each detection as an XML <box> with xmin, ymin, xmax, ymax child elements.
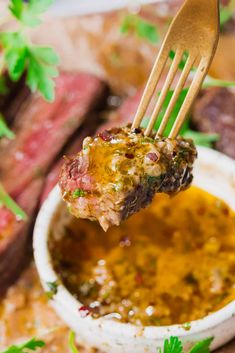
<box><xmin>33</xmin><ymin>146</ymin><xmax>235</xmax><ymax>339</ymax></box>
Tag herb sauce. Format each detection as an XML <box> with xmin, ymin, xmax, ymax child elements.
<box><xmin>50</xmin><ymin>186</ymin><xmax>235</xmax><ymax>326</ymax></box>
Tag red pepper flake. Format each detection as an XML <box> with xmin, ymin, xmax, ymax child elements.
<box><xmin>78</xmin><ymin>305</ymin><xmax>92</xmax><ymax>318</ymax></box>
<box><xmin>135</xmin><ymin>272</ymin><xmax>144</xmax><ymax>285</ymax></box>
<box><xmin>99</xmin><ymin>130</ymin><xmax>113</xmax><ymax>142</ymax></box>
<box><xmin>125</xmin><ymin>153</ymin><xmax>134</xmax><ymax>159</ymax></box>
<box><xmin>146</xmin><ymin>152</ymin><xmax>159</xmax><ymax>162</ymax></box>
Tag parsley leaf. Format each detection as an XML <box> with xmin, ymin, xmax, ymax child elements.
<box><xmin>141</xmin><ymin>88</ymin><xmax>219</xmax><ymax>148</ymax></box>
<box><xmin>26</xmin><ymin>48</ymin><xmax>59</xmax><ymax>102</ymax></box>
<box><xmin>164</xmin><ymin>336</ymin><xmax>183</xmax><ymax>353</ymax></box>
<box><xmin>203</xmin><ymin>76</ymin><xmax>235</xmax><ymax>89</ymax></box>
<box><xmin>1</xmin><ymin>337</ymin><xmax>45</xmax><ymax>353</ymax></box>
<box><xmin>141</xmin><ymin>88</ymin><xmax>189</xmax><ymax>136</ymax></box>
<box><xmin>188</xmin><ymin>337</ymin><xmax>213</xmax><ymax>353</ymax></box>
<box><xmin>0</xmin><ymin>114</ymin><xmax>15</xmax><ymax>139</ymax></box>
<box><xmin>0</xmin><ymin>183</ymin><xmax>27</xmax><ymax>220</ymax></box>
<box><xmin>169</xmin><ymin>50</ymin><xmax>189</xmax><ymax>71</ymax></box>
<box><xmin>120</xmin><ymin>14</ymin><xmax>159</xmax><ymax>44</ymax></box>
<box><xmin>68</xmin><ymin>331</ymin><xmax>79</xmax><ymax>353</ymax></box>
<box><xmin>45</xmin><ymin>280</ymin><xmax>59</xmax><ymax>299</ymax></box>
<box><xmin>220</xmin><ymin>6</ymin><xmax>233</xmax><ymax>28</ymax></box>
<box><xmin>72</xmin><ymin>189</ymin><xmax>87</xmax><ymax>198</ymax></box>
<box><xmin>9</xmin><ymin>0</ymin><xmax>54</xmax><ymax>27</ymax></box>
<box><xmin>0</xmin><ymin>0</ymin><xmax>59</xmax><ymax>102</ymax></box>
<box><xmin>183</xmin><ymin>131</ymin><xmax>219</xmax><ymax>147</ymax></box>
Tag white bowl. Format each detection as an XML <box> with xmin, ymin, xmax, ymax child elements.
<box><xmin>33</xmin><ymin>147</ymin><xmax>235</xmax><ymax>353</ymax></box>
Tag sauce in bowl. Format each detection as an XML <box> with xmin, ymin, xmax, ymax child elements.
<box><xmin>49</xmin><ymin>186</ymin><xmax>235</xmax><ymax>326</ymax></box>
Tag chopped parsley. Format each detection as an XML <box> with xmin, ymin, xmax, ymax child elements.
<box><xmin>45</xmin><ymin>280</ymin><xmax>59</xmax><ymax>299</ymax></box>
<box><xmin>72</xmin><ymin>189</ymin><xmax>87</xmax><ymax>198</ymax></box>
<box><xmin>182</xmin><ymin>322</ymin><xmax>191</xmax><ymax>331</ymax></box>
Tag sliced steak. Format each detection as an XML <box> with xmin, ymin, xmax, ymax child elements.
<box><xmin>59</xmin><ymin>125</ymin><xmax>197</xmax><ymax>231</ymax></box>
<box><xmin>192</xmin><ymin>87</ymin><xmax>235</xmax><ymax>159</ymax></box>
<box><xmin>0</xmin><ymin>72</ymin><xmax>107</xmax><ymax>198</ymax></box>
<box><xmin>0</xmin><ymin>71</ymin><xmax>108</xmax><ymax>293</ymax></box>
<box><xmin>0</xmin><ymin>178</ymin><xmax>43</xmax><ymax>296</ymax></box>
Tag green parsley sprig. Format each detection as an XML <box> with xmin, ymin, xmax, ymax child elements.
<box><xmin>1</xmin><ymin>337</ymin><xmax>45</xmax><ymax>353</ymax></box>
<box><xmin>1</xmin><ymin>334</ymin><xmax>213</xmax><ymax>353</ymax></box>
<box><xmin>141</xmin><ymin>89</ymin><xmax>219</xmax><ymax>148</ymax></box>
<box><xmin>0</xmin><ymin>183</ymin><xmax>27</xmax><ymax>220</ymax></box>
<box><xmin>0</xmin><ymin>0</ymin><xmax>59</xmax><ymax>103</ymax></box>
<box><xmin>162</xmin><ymin>336</ymin><xmax>213</xmax><ymax>353</ymax></box>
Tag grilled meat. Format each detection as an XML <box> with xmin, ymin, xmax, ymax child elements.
<box><xmin>59</xmin><ymin>125</ymin><xmax>197</xmax><ymax>231</ymax></box>
<box><xmin>0</xmin><ymin>71</ymin><xmax>107</xmax><ymax>294</ymax></box>
<box><xmin>192</xmin><ymin>87</ymin><xmax>235</xmax><ymax>159</ymax></box>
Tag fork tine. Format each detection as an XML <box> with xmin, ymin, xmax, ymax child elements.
<box><xmin>145</xmin><ymin>48</ymin><xmax>183</xmax><ymax>136</ymax></box>
<box><xmin>169</xmin><ymin>57</ymin><xmax>209</xmax><ymax>139</ymax></box>
<box><xmin>131</xmin><ymin>46</ymin><xmax>169</xmax><ymax>129</ymax></box>
<box><xmin>156</xmin><ymin>53</ymin><xmax>196</xmax><ymax>137</ymax></box>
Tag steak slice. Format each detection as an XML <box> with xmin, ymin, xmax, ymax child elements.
<box><xmin>0</xmin><ymin>72</ymin><xmax>107</xmax><ymax>197</ymax></box>
<box><xmin>192</xmin><ymin>87</ymin><xmax>235</xmax><ymax>159</ymax></box>
<box><xmin>0</xmin><ymin>72</ymin><xmax>108</xmax><ymax>293</ymax></box>
<box><xmin>0</xmin><ymin>178</ymin><xmax>43</xmax><ymax>296</ymax></box>
<box><xmin>59</xmin><ymin>125</ymin><xmax>197</xmax><ymax>231</ymax></box>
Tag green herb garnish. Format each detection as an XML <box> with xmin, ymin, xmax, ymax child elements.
<box><xmin>220</xmin><ymin>4</ymin><xmax>234</xmax><ymax>28</ymax></box>
<box><xmin>0</xmin><ymin>183</ymin><xmax>27</xmax><ymax>220</ymax></box>
<box><xmin>46</xmin><ymin>280</ymin><xmax>59</xmax><ymax>299</ymax></box>
<box><xmin>164</xmin><ymin>336</ymin><xmax>183</xmax><ymax>353</ymax></box>
<box><xmin>188</xmin><ymin>337</ymin><xmax>214</xmax><ymax>353</ymax></box>
<box><xmin>68</xmin><ymin>331</ymin><xmax>79</xmax><ymax>353</ymax></box>
<box><xmin>0</xmin><ymin>0</ymin><xmax>59</xmax><ymax>102</ymax></box>
<box><xmin>1</xmin><ymin>337</ymin><xmax>45</xmax><ymax>353</ymax></box>
<box><xmin>162</xmin><ymin>336</ymin><xmax>213</xmax><ymax>353</ymax></box>
<box><xmin>120</xmin><ymin>14</ymin><xmax>159</xmax><ymax>44</ymax></box>
<box><xmin>72</xmin><ymin>189</ymin><xmax>87</xmax><ymax>198</ymax></box>
<box><xmin>183</xmin><ymin>130</ymin><xmax>219</xmax><ymax>148</ymax></box>
<box><xmin>141</xmin><ymin>88</ymin><xmax>219</xmax><ymax>148</ymax></box>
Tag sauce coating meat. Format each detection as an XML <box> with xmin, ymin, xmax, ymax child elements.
<box><xmin>59</xmin><ymin>125</ymin><xmax>197</xmax><ymax>230</ymax></box>
<box><xmin>50</xmin><ymin>187</ymin><xmax>235</xmax><ymax>326</ymax></box>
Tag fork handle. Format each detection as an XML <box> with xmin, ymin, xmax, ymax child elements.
<box><xmin>181</xmin><ymin>0</ymin><xmax>219</xmax><ymax>23</ymax></box>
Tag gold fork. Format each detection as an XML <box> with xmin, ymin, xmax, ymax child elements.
<box><xmin>132</xmin><ymin>0</ymin><xmax>219</xmax><ymax>139</ymax></box>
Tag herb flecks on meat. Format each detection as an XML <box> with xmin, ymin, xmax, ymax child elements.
<box><xmin>59</xmin><ymin>125</ymin><xmax>197</xmax><ymax>231</ymax></box>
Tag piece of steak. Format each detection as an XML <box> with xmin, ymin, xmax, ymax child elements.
<box><xmin>0</xmin><ymin>72</ymin><xmax>107</xmax><ymax>198</ymax></box>
<box><xmin>0</xmin><ymin>71</ymin><xmax>108</xmax><ymax>294</ymax></box>
<box><xmin>192</xmin><ymin>87</ymin><xmax>235</xmax><ymax>159</ymax></box>
<box><xmin>59</xmin><ymin>125</ymin><xmax>197</xmax><ymax>231</ymax></box>
<box><xmin>0</xmin><ymin>178</ymin><xmax>43</xmax><ymax>296</ymax></box>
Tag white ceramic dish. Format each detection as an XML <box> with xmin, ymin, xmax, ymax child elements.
<box><xmin>33</xmin><ymin>147</ymin><xmax>235</xmax><ymax>353</ymax></box>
